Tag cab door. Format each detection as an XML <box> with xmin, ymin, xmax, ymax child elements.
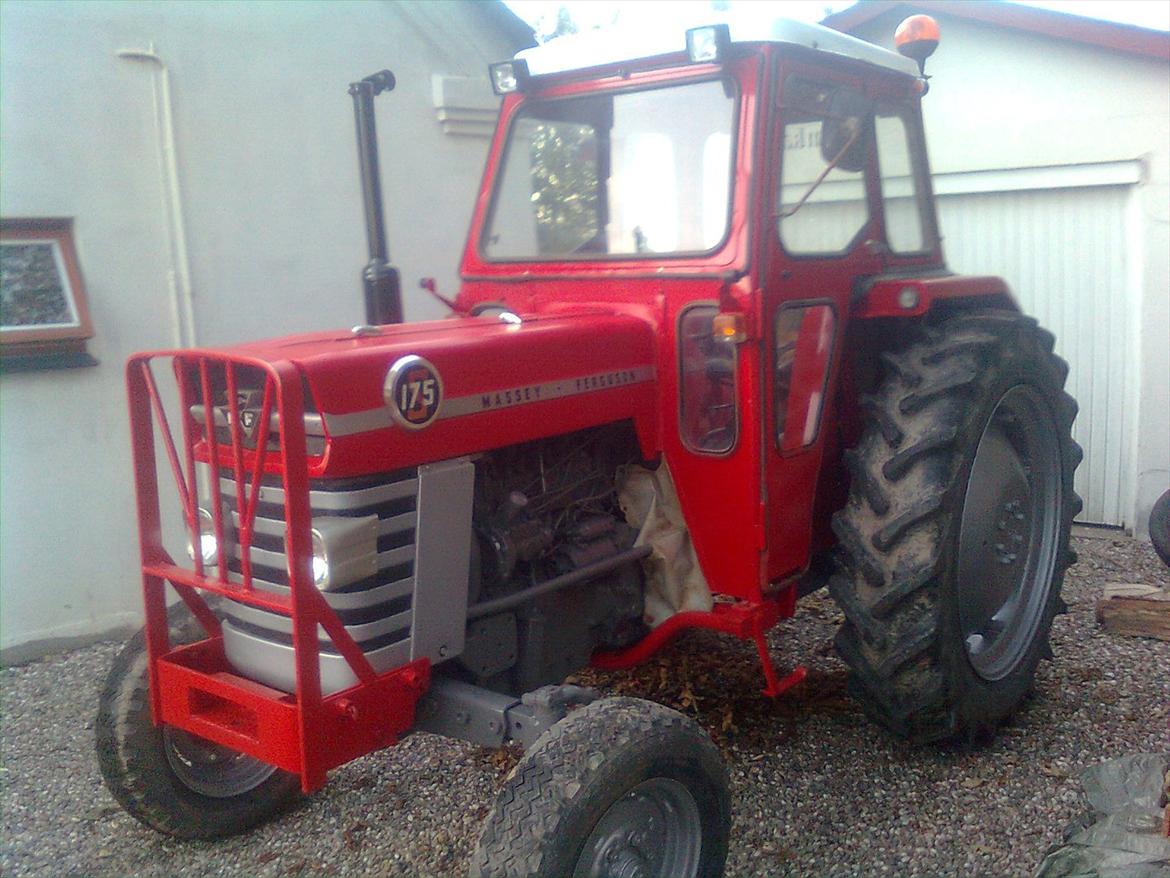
<box><xmin>760</xmin><ymin>62</ymin><xmax>884</xmax><ymax>582</ymax></box>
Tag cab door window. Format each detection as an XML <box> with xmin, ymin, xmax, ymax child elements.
<box><xmin>875</xmin><ymin>105</ymin><xmax>928</xmax><ymax>253</ymax></box>
<box><xmin>774</xmin><ymin>303</ymin><xmax>836</xmax><ymax>452</ymax></box>
<box><xmin>777</xmin><ymin>78</ymin><xmax>872</xmax><ymax>255</ymax></box>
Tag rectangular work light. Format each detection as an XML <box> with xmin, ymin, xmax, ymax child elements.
<box><xmin>489</xmin><ymin>59</ymin><xmax>530</xmax><ymax>95</ymax></box>
<box><xmin>685</xmin><ymin>24</ymin><xmax>731</xmax><ymax>64</ymax></box>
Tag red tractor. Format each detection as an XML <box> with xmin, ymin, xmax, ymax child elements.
<box><xmin>97</xmin><ymin>15</ymin><xmax>1081</xmax><ymax>877</ymax></box>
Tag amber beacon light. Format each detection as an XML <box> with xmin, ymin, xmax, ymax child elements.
<box><xmin>895</xmin><ymin>14</ymin><xmax>940</xmax><ymax>85</ymax></box>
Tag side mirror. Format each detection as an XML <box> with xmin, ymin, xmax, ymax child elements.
<box><xmin>820</xmin><ymin>88</ymin><xmax>871</xmax><ymax>173</ymax></box>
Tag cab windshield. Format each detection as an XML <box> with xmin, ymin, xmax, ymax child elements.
<box><xmin>482</xmin><ymin>79</ymin><xmax>737</xmax><ymax>261</ymax></box>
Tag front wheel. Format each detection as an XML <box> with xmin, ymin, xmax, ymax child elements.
<box><xmin>95</xmin><ymin>610</ymin><xmax>301</xmax><ymax>839</ymax></box>
<box><xmin>470</xmin><ymin>697</ymin><xmax>730</xmax><ymax>878</ymax></box>
<box><xmin>831</xmin><ymin>310</ymin><xmax>1082</xmax><ymax>743</ymax></box>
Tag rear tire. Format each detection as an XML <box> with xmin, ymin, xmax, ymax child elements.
<box><xmin>1149</xmin><ymin>489</ymin><xmax>1170</xmax><ymax>569</ymax></box>
<box><xmin>831</xmin><ymin>310</ymin><xmax>1081</xmax><ymax>743</ymax></box>
<box><xmin>470</xmin><ymin>697</ymin><xmax>729</xmax><ymax>878</ymax></box>
<box><xmin>95</xmin><ymin>609</ymin><xmax>301</xmax><ymax>839</ymax></box>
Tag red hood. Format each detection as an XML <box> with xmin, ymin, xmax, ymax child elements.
<box><xmin>208</xmin><ymin>309</ymin><xmax>660</xmax><ymax>475</ymax></box>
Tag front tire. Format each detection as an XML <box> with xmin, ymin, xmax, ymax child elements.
<box><xmin>831</xmin><ymin>310</ymin><xmax>1082</xmax><ymax>743</ymax></box>
<box><xmin>95</xmin><ymin>610</ymin><xmax>301</xmax><ymax>839</ymax></box>
<box><xmin>470</xmin><ymin>697</ymin><xmax>730</xmax><ymax>878</ymax></box>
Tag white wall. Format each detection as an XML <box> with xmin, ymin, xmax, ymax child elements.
<box><xmin>0</xmin><ymin>0</ymin><xmax>524</xmax><ymax>659</ymax></box>
<box><xmin>850</xmin><ymin>11</ymin><xmax>1170</xmax><ymax>537</ymax></box>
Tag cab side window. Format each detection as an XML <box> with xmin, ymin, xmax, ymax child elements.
<box><xmin>678</xmin><ymin>304</ymin><xmax>737</xmax><ymax>454</ymax></box>
<box><xmin>777</xmin><ymin>78</ymin><xmax>871</xmax><ymax>255</ymax></box>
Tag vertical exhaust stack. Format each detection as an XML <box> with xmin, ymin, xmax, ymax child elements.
<box><xmin>349</xmin><ymin>70</ymin><xmax>404</xmax><ymax>326</ymax></box>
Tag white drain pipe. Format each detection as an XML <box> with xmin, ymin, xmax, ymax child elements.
<box><xmin>117</xmin><ymin>43</ymin><xmax>197</xmax><ymax>349</ymax></box>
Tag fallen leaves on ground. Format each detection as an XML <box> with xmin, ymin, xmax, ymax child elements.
<box><xmin>567</xmin><ymin>629</ymin><xmax>856</xmax><ymax>753</ymax></box>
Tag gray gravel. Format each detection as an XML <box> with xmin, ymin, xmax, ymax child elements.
<box><xmin>3</xmin><ymin>534</ymin><xmax>1167</xmax><ymax>877</ymax></box>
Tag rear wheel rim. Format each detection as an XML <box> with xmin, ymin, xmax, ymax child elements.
<box><xmin>957</xmin><ymin>383</ymin><xmax>1062</xmax><ymax>681</ymax></box>
<box><xmin>573</xmin><ymin>777</ymin><xmax>703</xmax><ymax>878</ymax></box>
<box><xmin>163</xmin><ymin>726</ymin><xmax>277</xmax><ymax>798</ymax></box>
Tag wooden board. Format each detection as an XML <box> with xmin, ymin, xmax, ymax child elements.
<box><xmin>1095</xmin><ymin>583</ymin><xmax>1170</xmax><ymax>642</ymax></box>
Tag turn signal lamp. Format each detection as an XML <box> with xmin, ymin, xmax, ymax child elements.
<box><xmin>712</xmin><ymin>312</ymin><xmax>747</xmax><ymax>344</ymax></box>
<box><xmin>489</xmin><ymin>59</ymin><xmax>530</xmax><ymax>96</ymax></box>
<box><xmin>895</xmin><ymin>15</ymin><xmax>940</xmax><ymax>76</ymax></box>
<box><xmin>686</xmin><ymin>24</ymin><xmax>731</xmax><ymax>64</ymax></box>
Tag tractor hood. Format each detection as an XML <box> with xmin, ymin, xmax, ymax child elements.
<box><xmin>226</xmin><ymin>310</ymin><xmax>659</xmax><ymax>476</ymax></box>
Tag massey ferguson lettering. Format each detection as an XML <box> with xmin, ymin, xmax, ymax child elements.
<box><xmin>466</xmin><ymin>368</ymin><xmax>648</xmax><ymax>416</ymax></box>
<box><xmin>481</xmin><ymin>385</ymin><xmax>543</xmax><ymax>410</ymax></box>
<box><xmin>574</xmin><ymin>369</ymin><xmax>639</xmax><ymax>393</ymax></box>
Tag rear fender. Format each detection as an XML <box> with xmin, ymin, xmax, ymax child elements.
<box><xmin>851</xmin><ymin>274</ymin><xmax>1017</xmax><ymax>320</ymax></box>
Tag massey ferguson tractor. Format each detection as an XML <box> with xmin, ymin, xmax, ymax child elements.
<box><xmin>96</xmin><ymin>15</ymin><xmax>1082</xmax><ymax>877</ymax></box>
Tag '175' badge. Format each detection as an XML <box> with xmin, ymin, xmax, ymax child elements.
<box><xmin>384</xmin><ymin>355</ymin><xmax>443</xmax><ymax>429</ymax></box>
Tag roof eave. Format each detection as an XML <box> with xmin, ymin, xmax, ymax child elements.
<box><xmin>822</xmin><ymin>1</ymin><xmax>1170</xmax><ymax>62</ymax></box>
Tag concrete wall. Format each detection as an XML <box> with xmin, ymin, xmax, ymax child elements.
<box><xmin>0</xmin><ymin>0</ymin><xmax>525</xmax><ymax>660</ymax></box>
<box><xmin>849</xmin><ymin>11</ymin><xmax>1170</xmax><ymax>538</ymax></box>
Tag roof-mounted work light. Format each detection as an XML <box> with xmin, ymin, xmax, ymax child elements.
<box><xmin>489</xmin><ymin>59</ymin><xmax>530</xmax><ymax>96</ymax></box>
<box><xmin>685</xmin><ymin>24</ymin><xmax>731</xmax><ymax>64</ymax></box>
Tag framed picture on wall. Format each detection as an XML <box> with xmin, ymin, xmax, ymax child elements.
<box><xmin>1</xmin><ymin>217</ymin><xmax>96</xmax><ymax>370</ymax></box>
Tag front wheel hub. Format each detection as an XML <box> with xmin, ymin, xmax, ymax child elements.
<box><xmin>574</xmin><ymin>778</ymin><xmax>702</xmax><ymax>878</ymax></box>
<box><xmin>163</xmin><ymin>726</ymin><xmax>278</xmax><ymax>798</ymax></box>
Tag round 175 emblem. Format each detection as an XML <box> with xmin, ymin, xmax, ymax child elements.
<box><xmin>384</xmin><ymin>355</ymin><xmax>443</xmax><ymax>429</ymax></box>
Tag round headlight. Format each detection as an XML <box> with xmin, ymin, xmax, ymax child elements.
<box><xmin>311</xmin><ymin>531</ymin><xmax>330</xmax><ymax>590</ymax></box>
<box><xmin>186</xmin><ymin>508</ymin><xmax>218</xmax><ymax>567</ymax></box>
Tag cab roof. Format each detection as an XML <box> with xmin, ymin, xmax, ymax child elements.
<box><xmin>516</xmin><ymin>17</ymin><xmax>920</xmax><ymax>79</ymax></box>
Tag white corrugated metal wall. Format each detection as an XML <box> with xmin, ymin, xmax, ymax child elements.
<box><xmin>937</xmin><ymin>181</ymin><xmax>1136</xmax><ymax>526</ymax></box>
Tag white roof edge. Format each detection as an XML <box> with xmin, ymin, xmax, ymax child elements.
<box><xmin>516</xmin><ymin>17</ymin><xmax>919</xmax><ymax>79</ymax></box>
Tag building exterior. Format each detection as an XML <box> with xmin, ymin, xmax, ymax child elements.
<box><xmin>0</xmin><ymin>0</ymin><xmax>533</xmax><ymax>660</ymax></box>
<box><xmin>824</xmin><ymin>0</ymin><xmax>1170</xmax><ymax>538</ymax></box>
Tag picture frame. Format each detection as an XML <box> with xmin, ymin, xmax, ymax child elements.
<box><xmin>1</xmin><ymin>217</ymin><xmax>96</xmax><ymax>370</ymax></box>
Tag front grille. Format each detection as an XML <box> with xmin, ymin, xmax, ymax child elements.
<box><xmin>218</xmin><ymin>468</ymin><xmax>418</xmax><ymax>658</ymax></box>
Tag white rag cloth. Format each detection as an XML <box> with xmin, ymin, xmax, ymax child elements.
<box><xmin>618</xmin><ymin>462</ymin><xmax>714</xmax><ymax>627</ymax></box>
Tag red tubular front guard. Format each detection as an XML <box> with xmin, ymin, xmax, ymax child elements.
<box><xmin>127</xmin><ymin>352</ymin><xmax>429</xmax><ymax>793</ymax></box>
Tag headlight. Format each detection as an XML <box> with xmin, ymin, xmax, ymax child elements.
<box><xmin>311</xmin><ymin>531</ymin><xmax>331</xmax><ymax>590</ymax></box>
<box><xmin>308</xmin><ymin>516</ymin><xmax>379</xmax><ymax>592</ymax></box>
<box><xmin>186</xmin><ymin>508</ymin><xmax>218</xmax><ymax>567</ymax></box>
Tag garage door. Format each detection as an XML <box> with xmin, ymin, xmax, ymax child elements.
<box><xmin>936</xmin><ymin>183</ymin><xmax>1134</xmax><ymax>526</ymax></box>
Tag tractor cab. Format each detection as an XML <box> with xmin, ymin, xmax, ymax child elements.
<box><xmin>458</xmin><ymin>17</ymin><xmax>952</xmax><ymax>599</ymax></box>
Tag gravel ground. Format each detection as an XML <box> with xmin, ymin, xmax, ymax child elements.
<box><xmin>2</xmin><ymin>534</ymin><xmax>1167</xmax><ymax>878</ymax></box>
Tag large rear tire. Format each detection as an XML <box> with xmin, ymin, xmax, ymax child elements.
<box><xmin>95</xmin><ymin>610</ymin><xmax>301</xmax><ymax>839</ymax></box>
<box><xmin>470</xmin><ymin>697</ymin><xmax>730</xmax><ymax>878</ymax></box>
<box><xmin>1149</xmin><ymin>489</ymin><xmax>1170</xmax><ymax>569</ymax></box>
<box><xmin>831</xmin><ymin>310</ymin><xmax>1082</xmax><ymax>743</ymax></box>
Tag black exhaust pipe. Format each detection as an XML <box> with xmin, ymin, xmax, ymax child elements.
<box><xmin>349</xmin><ymin>70</ymin><xmax>403</xmax><ymax>325</ymax></box>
